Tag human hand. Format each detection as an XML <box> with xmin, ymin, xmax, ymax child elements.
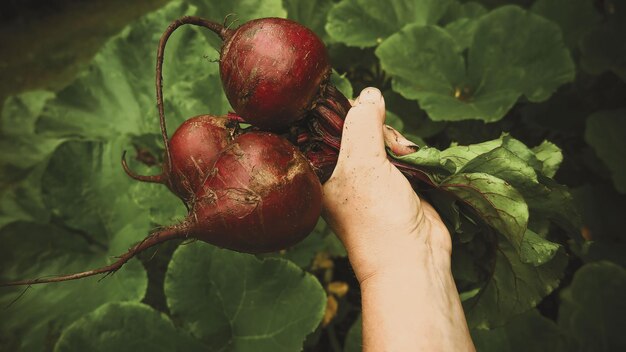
<box><xmin>322</xmin><ymin>87</ymin><xmax>452</xmax><ymax>283</ymax></box>
<box><xmin>322</xmin><ymin>87</ymin><xmax>475</xmax><ymax>351</ymax></box>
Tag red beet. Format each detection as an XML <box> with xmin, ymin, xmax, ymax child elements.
<box><xmin>166</xmin><ymin>115</ymin><xmax>235</xmax><ymax>201</ymax></box>
<box><xmin>219</xmin><ymin>18</ymin><xmax>331</xmax><ymax>130</ymax></box>
<box><xmin>190</xmin><ymin>132</ymin><xmax>322</xmax><ymax>252</ymax></box>
<box><xmin>151</xmin><ymin>16</ymin><xmax>332</xmax><ymax>131</ymax></box>
<box><xmin>1</xmin><ymin>132</ymin><xmax>322</xmax><ymax>286</ymax></box>
<box><xmin>122</xmin><ymin>114</ymin><xmax>236</xmax><ymax>202</ymax></box>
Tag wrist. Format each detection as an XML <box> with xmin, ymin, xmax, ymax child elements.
<box><xmin>346</xmin><ymin>218</ymin><xmax>452</xmax><ymax>285</ymax></box>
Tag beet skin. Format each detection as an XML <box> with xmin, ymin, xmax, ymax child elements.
<box><xmin>191</xmin><ymin>132</ymin><xmax>323</xmax><ymax>253</ymax></box>
<box><xmin>220</xmin><ymin>18</ymin><xmax>331</xmax><ymax>130</ymax></box>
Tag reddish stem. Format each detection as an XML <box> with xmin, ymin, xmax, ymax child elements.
<box><xmin>0</xmin><ymin>226</ymin><xmax>187</xmax><ymax>287</ymax></box>
<box><xmin>309</xmin><ymin>82</ymin><xmax>435</xmax><ymax>187</ymax></box>
<box><xmin>155</xmin><ymin>16</ymin><xmax>234</xmax><ymax>175</ymax></box>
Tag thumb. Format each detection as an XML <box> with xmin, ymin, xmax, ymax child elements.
<box><xmin>337</xmin><ymin>87</ymin><xmax>386</xmax><ymax>165</ymax></box>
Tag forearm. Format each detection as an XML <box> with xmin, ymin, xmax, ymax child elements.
<box><xmin>354</xmin><ymin>241</ymin><xmax>475</xmax><ymax>351</ymax></box>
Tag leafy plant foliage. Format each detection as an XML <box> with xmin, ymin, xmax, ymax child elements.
<box><xmin>0</xmin><ymin>0</ymin><xmax>624</xmax><ymax>351</ymax></box>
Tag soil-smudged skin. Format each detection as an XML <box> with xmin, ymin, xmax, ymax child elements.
<box><xmin>220</xmin><ymin>18</ymin><xmax>331</xmax><ymax>130</ymax></box>
<box><xmin>191</xmin><ymin>132</ymin><xmax>323</xmax><ymax>253</ymax></box>
<box><xmin>166</xmin><ymin>115</ymin><xmax>234</xmax><ymax>201</ymax></box>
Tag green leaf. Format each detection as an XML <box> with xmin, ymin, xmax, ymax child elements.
<box><xmin>54</xmin><ymin>302</ymin><xmax>203</xmax><ymax>352</ymax></box>
<box><xmin>444</xmin><ymin>17</ymin><xmax>481</xmax><ymax>50</ymax></box>
<box><xmin>165</xmin><ymin>243</ymin><xmax>327</xmax><ymax>351</ymax></box>
<box><xmin>331</xmin><ymin>70</ymin><xmax>354</xmax><ymax>99</ymax></box>
<box><xmin>0</xmin><ymin>221</ymin><xmax>148</xmax><ymax>351</ymax></box>
<box><xmin>394</xmin><ymin>146</ymin><xmax>455</xmax><ymax>176</ymax></box>
<box><xmin>532</xmin><ymin>0</ymin><xmax>602</xmax><ymax>48</ymax></box>
<box><xmin>267</xmin><ymin>218</ymin><xmax>346</xmax><ymax>268</ymax></box>
<box><xmin>283</xmin><ymin>0</ymin><xmax>334</xmax><ymax>42</ymax></box>
<box><xmin>440</xmin><ymin>1</ymin><xmax>487</xmax><ymax>49</ymax></box>
<box><xmin>520</xmin><ymin>229</ymin><xmax>560</xmax><ymax>267</ymax></box>
<box><xmin>41</xmin><ymin>139</ymin><xmax>151</xmax><ymax>239</ymax></box>
<box><xmin>464</xmin><ymin>238</ymin><xmax>567</xmax><ymax>328</ymax></box>
<box><xmin>1</xmin><ymin>91</ymin><xmax>55</xmax><ymax>136</ymax></box>
<box><xmin>377</xmin><ymin>6</ymin><xmax>575</xmax><ymax>122</ymax></box>
<box><xmin>470</xmin><ymin>6</ymin><xmax>576</xmax><ymax>104</ymax></box>
<box><xmin>35</xmin><ymin>1</ymin><xmax>230</xmax><ymax>140</ymax></box>
<box><xmin>0</xmin><ymin>162</ymin><xmax>52</xmax><ymax>228</ymax></box>
<box><xmin>343</xmin><ymin>315</ymin><xmax>362</xmax><ymax>352</ymax></box>
<box><xmin>585</xmin><ymin>109</ymin><xmax>626</xmax><ymax>194</ymax></box>
<box><xmin>579</xmin><ymin>1</ymin><xmax>626</xmax><ymax>81</ymax></box>
<box><xmin>129</xmin><ymin>175</ymin><xmax>187</xmax><ymax>226</ymax></box>
<box><xmin>190</xmin><ymin>0</ymin><xmax>286</xmax><ymax>49</ymax></box>
<box><xmin>459</xmin><ymin>146</ymin><xmax>539</xmax><ymax>190</ymax></box>
<box><xmin>532</xmin><ymin>140</ymin><xmax>563</xmax><ymax>178</ymax></box>
<box><xmin>559</xmin><ymin>261</ymin><xmax>626</xmax><ymax>351</ymax></box>
<box><xmin>456</xmin><ymin>144</ymin><xmax>579</xmax><ymax>236</ymax></box>
<box><xmin>439</xmin><ymin>138</ymin><xmax>505</xmax><ymax>172</ymax></box>
<box><xmin>471</xmin><ymin>309</ymin><xmax>572</xmax><ymax>352</ymax></box>
<box><xmin>376</xmin><ymin>25</ymin><xmax>472</xmax><ymax>119</ymax></box>
<box><xmin>326</xmin><ymin>0</ymin><xmax>453</xmax><ymax>47</ymax></box>
<box><xmin>190</xmin><ymin>0</ymin><xmax>287</xmax><ymax>24</ymax></box>
<box><xmin>0</xmin><ymin>91</ymin><xmax>63</xmax><ymax>228</ymax></box>
<box><xmin>441</xmin><ymin>1</ymin><xmax>487</xmax><ymax>23</ymax></box>
<box><xmin>440</xmin><ymin>173</ymin><xmax>528</xmax><ymax>249</ymax></box>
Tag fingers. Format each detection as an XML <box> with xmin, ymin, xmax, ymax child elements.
<box><xmin>336</xmin><ymin>88</ymin><xmax>387</xmax><ymax>165</ymax></box>
<box><xmin>383</xmin><ymin>125</ymin><xmax>419</xmax><ymax>156</ymax></box>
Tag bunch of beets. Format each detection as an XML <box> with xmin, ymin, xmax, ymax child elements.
<box><xmin>3</xmin><ymin>16</ymin><xmax>431</xmax><ymax>286</ymax></box>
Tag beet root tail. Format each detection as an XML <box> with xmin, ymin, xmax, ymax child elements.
<box><xmin>121</xmin><ymin>150</ymin><xmax>165</xmax><ymax>184</ymax></box>
<box><xmin>0</xmin><ymin>226</ymin><xmax>187</xmax><ymax>287</ymax></box>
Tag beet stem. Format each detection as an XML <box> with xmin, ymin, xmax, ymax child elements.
<box><xmin>156</xmin><ymin>16</ymin><xmax>232</xmax><ymax>176</ymax></box>
<box><xmin>121</xmin><ymin>150</ymin><xmax>164</xmax><ymax>184</ymax></box>
<box><xmin>0</xmin><ymin>226</ymin><xmax>186</xmax><ymax>287</ymax></box>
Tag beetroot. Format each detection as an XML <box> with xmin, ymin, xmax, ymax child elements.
<box><xmin>122</xmin><ymin>115</ymin><xmax>236</xmax><ymax>202</ymax></box>
<box><xmin>219</xmin><ymin>18</ymin><xmax>331</xmax><ymax>130</ymax></box>
<box><xmin>1</xmin><ymin>131</ymin><xmax>322</xmax><ymax>286</ymax></box>
<box><xmin>152</xmin><ymin>16</ymin><xmax>333</xmax><ymax>131</ymax></box>
<box><xmin>189</xmin><ymin>132</ymin><xmax>322</xmax><ymax>252</ymax></box>
<box><xmin>0</xmin><ymin>16</ymin><xmax>424</xmax><ymax>287</ymax></box>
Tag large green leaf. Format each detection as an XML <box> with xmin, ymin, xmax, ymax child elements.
<box><xmin>441</xmin><ymin>1</ymin><xmax>487</xmax><ymax>23</ymax></box>
<box><xmin>326</xmin><ymin>0</ymin><xmax>452</xmax><ymax>47</ymax></box>
<box><xmin>585</xmin><ymin>109</ymin><xmax>626</xmax><ymax>194</ymax></box>
<box><xmin>439</xmin><ymin>1</ymin><xmax>487</xmax><ymax>49</ymax></box>
<box><xmin>376</xmin><ymin>6</ymin><xmax>575</xmax><ymax>122</ymax></box>
<box><xmin>36</xmin><ymin>0</ymin><xmax>230</xmax><ymax>140</ymax></box>
<box><xmin>531</xmin><ymin>0</ymin><xmax>602</xmax><ymax>48</ymax></box>
<box><xmin>190</xmin><ymin>0</ymin><xmax>286</xmax><ymax>23</ymax></box>
<box><xmin>283</xmin><ymin>0</ymin><xmax>334</xmax><ymax>43</ymax></box>
<box><xmin>55</xmin><ymin>302</ymin><xmax>203</xmax><ymax>352</ymax></box>
<box><xmin>519</xmin><ymin>229</ymin><xmax>560</xmax><ymax>267</ymax></box>
<box><xmin>0</xmin><ymin>1</ymin><xmax>241</xmax><ymax>348</ymax></box>
<box><xmin>579</xmin><ymin>0</ymin><xmax>626</xmax><ymax>81</ymax></box>
<box><xmin>464</xmin><ymin>238</ymin><xmax>567</xmax><ymax>328</ymax></box>
<box><xmin>532</xmin><ymin>140</ymin><xmax>562</xmax><ymax>178</ymax></box>
<box><xmin>0</xmin><ymin>221</ymin><xmax>148</xmax><ymax>351</ymax></box>
<box><xmin>165</xmin><ymin>243</ymin><xmax>327</xmax><ymax>351</ymax></box>
<box><xmin>441</xmin><ymin>173</ymin><xmax>528</xmax><ymax>249</ymax></box>
<box><xmin>267</xmin><ymin>218</ymin><xmax>346</xmax><ymax>269</ymax></box>
<box><xmin>471</xmin><ymin>309</ymin><xmax>572</xmax><ymax>352</ymax></box>
<box><xmin>458</xmin><ymin>145</ymin><xmax>579</xmax><ymax>236</ymax></box>
<box><xmin>189</xmin><ymin>0</ymin><xmax>287</xmax><ymax>48</ymax></box>
<box><xmin>559</xmin><ymin>261</ymin><xmax>626</xmax><ymax>351</ymax></box>
<box><xmin>0</xmin><ymin>91</ymin><xmax>62</xmax><ymax>228</ymax></box>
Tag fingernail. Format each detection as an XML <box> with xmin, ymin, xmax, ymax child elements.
<box><xmin>358</xmin><ymin>87</ymin><xmax>382</xmax><ymax>104</ymax></box>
